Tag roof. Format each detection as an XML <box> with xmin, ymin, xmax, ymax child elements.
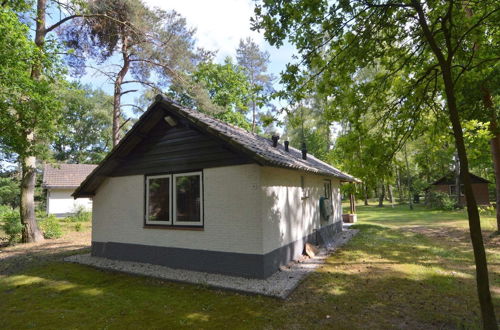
<box><xmin>430</xmin><ymin>172</ymin><xmax>491</xmax><ymax>186</ymax></box>
<box><xmin>43</xmin><ymin>163</ymin><xmax>98</xmax><ymax>189</ymax></box>
<box><xmin>74</xmin><ymin>95</ymin><xmax>358</xmax><ymax>198</ymax></box>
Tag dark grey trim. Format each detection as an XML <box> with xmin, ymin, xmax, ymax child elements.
<box><xmin>91</xmin><ymin>242</ymin><xmax>266</xmax><ymax>278</ymax></box>
<box><xmin>91</xmin><ymin>222</ymin><xmax>343</xmax><ymax>279</ymax></box>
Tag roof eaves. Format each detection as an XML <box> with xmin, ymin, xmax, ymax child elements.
<box><xmin>73</xmin><ymin>97</ymin><xmax>165</xmax><ymax>198</ymax></box>
<box><xmin>160</xmin><ymin>98</ymin><xmax>270</xmax><ymax>167</ymax></box>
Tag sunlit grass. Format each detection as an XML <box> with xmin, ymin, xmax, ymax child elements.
<box><xmin>0</xmin><ymin>205</ymin><xmax>498</xmax><ymax>329</ymax></box>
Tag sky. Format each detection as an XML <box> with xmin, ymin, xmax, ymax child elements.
<box><xmin>145</xmin><ymin>0</ymin><xmax>294</xmax><ymax>80</ymax></box>
<box><xmin>80</xmin><ymin>0</ymin><xmax>295</xmax><ymax>116</ymax></box>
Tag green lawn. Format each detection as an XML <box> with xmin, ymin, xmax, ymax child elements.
<box><xmin>1</xmin><ymin>205</ymin><xmax>498</xmax><ymax>329</ymax></box>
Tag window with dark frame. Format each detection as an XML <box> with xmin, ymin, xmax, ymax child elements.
<box><xmin>145</xmin><ymin>171</ymin><xmax>203</xmax><ymax>227</ymax></box>
<box><xmin>146</xmin><ymin>175</ymin><xmax>171</xmax><ymax>225</ymax></box>
<box><xmin>324</xmin><ymin>180</ymin><xmax>332</xmax><ymax>199</ymax></box>
<box><xmin>449</xmin><ymin>184</ymin><xmax>465</xmax><ymax>197</ymax></box>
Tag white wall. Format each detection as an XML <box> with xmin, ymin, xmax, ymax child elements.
<box><xmin>92</xmin><ymin>164</ymin><xmax>342</xmax><ymax>256</ymax></box>
<box><xmin>92</xmin><ymin>164</ymin><xmax>263</xmax><ymax>254</ymax></box>
<box><xmin>260</xmin><ymin>167</ymin><xmax>341</xmax><ymax>254</ymax></box>
<box><xmin>47</xmin><ymin>189</ymin><xmax>92</xmax><ymax>216</ymax></box>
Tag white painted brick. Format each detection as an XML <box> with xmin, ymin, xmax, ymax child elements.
<box><xmin>92</xmin><ymin>164</ymin><xmax>342</xmax><ymax>256</ymax></box>
<box><xmin>92</xmin><ymin>164</ymin><xmax>263</xmax><ymax>254</ymax></box>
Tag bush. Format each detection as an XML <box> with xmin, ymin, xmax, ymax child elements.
<box><xmin>427</xmin><ymin>191</ymin><xmax>455</xmax><ymax>210</ymax></box>
<box><xmin>66</xmin><ymin>206</ymin><xmax>91</xmax><ymax>222</ymax></box>
<box><xmin>74</xmin><ymin>223</ymin><xmax>82</xmax><ymax>232</ymax></box>
<box><xmin>39</xmin><ymin>214</ymin><xmax>62</xmax><ymax>239</ymax></box>
<box><xmin>479</xmin><ymin>205</ymin><xmax>495</xmax><ymax>216</ymax></box>
<box><xmin>1</xmin><ymin>209</ymin><xmax>22</xmax><ymax>243</ymax></box>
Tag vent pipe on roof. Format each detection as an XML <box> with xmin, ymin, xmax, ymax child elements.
<box><xmin>271</xmin><ymin>135</ymin><xmax>279</xmax><ymax>147</ymax></box>
<box><xmin>284</xmin><ymin>141</ymin><xmax>289</xmax><ymax>152</ymax></box>
<box><xmin>301</xmin><ymin>142</ymin><xmax>307</xmax><ymax>160</ymax></box>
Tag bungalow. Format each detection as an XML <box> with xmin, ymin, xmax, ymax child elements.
<box><xmin>73</xmin><ymin>95</ymin><xmax>358</xmax><ymax>278</ymax></box>
<box><xmin>42</xmin><ymin>163</ymin><xmax>97</xmax><ymax>217</ymax></box>
<box><xmin>428</xmin><ymin>173</ymin><xmax>491</xmax><ymax>205</ymax></box>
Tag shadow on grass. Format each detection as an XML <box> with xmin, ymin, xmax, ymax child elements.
<box><xmin>0</xmin><ymin>223</ymin><xmax>496</xmax><ymax>329</ymax></box>
<box><xmin>0</xmin><ymin>246</ymin><xmax>90</xmax><ymax>275</ymax></box>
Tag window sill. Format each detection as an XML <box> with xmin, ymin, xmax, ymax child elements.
<box><xmin>143</xmin><ymin>225</ymin><xmax>204</xmax><ymax>231</ymax></box>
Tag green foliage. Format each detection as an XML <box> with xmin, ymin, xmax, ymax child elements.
<box><xmin>38</xmin><ymin>214</ymin><xmax>62</xmax><ymax>239</ymax></box>
<box><xmin>1</xmin><ymin>208</ymin><xmax>22</xmax><ymax>243</ymax></box>
<box><xmin>65</xmin><ymin>206</ymin><xmax>91</xmax><ymax>222</ymax></box>
<box><xmin>74</xmin><ymin>223</ymin><xmax>82</xmax><ymax>232</ymax></box>
<box><xmin>52</xmin><ymin>83</ymin><xmax>113</xmax><ymax>163</ymax></box>
<box><xmin>427</xmin><ymin>191</ymin><xmax>455</xmax><ymax>211</ymax></box>
<box><xmin>194</xmin><ymin>57</ymin><xmax>251</xmax><ymax>113</ymax></box>
<box><xmin>170</xmin><ymin>57</ymin><xmax>253</xmax><ymax>130</ymax></box>
<box><xmin>478</xmin><ymin>205</ymin><xmax>496</xmax><ymax>216</ymax></box>
<box><xmin>0</xmin><ymin>175</ymin><xmax>20</xmax><ymax>208</ymax></box>
<box><xmin>236</xmin><ymin>37</ymin><xmax>274</xmax><ymax>131</ymax></box>
<box><xmin>0</xmin><ymin>7</ymin><xmax>63</xmax><ymax>160</ymax></box>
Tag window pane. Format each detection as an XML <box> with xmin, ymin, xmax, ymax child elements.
<box><xmin>148</xmin><ymin>177</ymin><xmax>170</xmax><ymax>222</ymax></box>
<box><xmin>175</xmin><ymin>175</ymin><xmax>201</xmax><ymax>222</ymax></box>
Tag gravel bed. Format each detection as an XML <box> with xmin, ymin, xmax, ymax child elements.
<box><xmin>65</xmin><ymin>228</ymin><xmax>358</xmax><ymax>299</ymax></box>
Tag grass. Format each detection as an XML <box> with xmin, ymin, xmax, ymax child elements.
<box><xmin>0</xmin><ymin>204</ymin><xmax>499</xmax><ymax>329</ymax></box>
<box><xmin>346</xmin><ymin>201</ymin><xmax>498</xmax><ymax>231</ymax></box>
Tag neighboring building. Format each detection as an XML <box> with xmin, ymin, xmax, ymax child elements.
<box><xmin>74</xmin><ymin>95</ymin><xmax>358</xmax><ymax>278</ymax></box>
<box><xmin>428</xmin><ymin>173</ymin><xmax>491</xmax><ymax>205</ymax></box>
<box><xmin>43</xmin><ymin>163</ymin><xmax>97</xmax><ymax>217</ymax></box>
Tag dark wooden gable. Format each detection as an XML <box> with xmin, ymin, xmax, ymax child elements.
<box><xmin>111</xmin><ymin>116</ymin><xmax>252</xmax><ymax>176</ymax></box>
<box><xmin>431</xmin><ymin>173</ymin><xmax>490</xmax><ymax>186</ymax></box>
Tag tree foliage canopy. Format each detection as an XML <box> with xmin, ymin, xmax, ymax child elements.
<box><xmin>0</xmin><ymin>6</ymin><xmax>62</xmax><ymax>160</ymax></box>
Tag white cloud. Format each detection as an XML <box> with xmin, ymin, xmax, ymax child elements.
<box><xmin>145</xmin><ymin>0</ymin><xmax>264</xmax><ymax>60</ymax></box>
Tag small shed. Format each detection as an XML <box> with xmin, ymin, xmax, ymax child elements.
<box><xmin>428</xmin><ymin>173</ymin><xmax>491</xmax><ymax>205</ymax></box>
<box><xmin>73</xmin><ymin>95</ymin><xmax>358</xmax><ymax>278</ymax></box>
<box><xmin>42</xmin><ymin>163</ymin><xmax>97</xmax><ymax>217</ymax></box>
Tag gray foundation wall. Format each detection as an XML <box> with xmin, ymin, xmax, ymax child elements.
<box><xmin>91</xmin><ymin>222</ymin><xmax>342</xmax><ymax>279</ymax></box>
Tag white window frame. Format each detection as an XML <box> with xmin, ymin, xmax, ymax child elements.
<box><xmin>173</xmin><ymin>171</ymin><xmax>203</xmax><ymax>226</ymax></box>
<box><xmin>145</xmin><ymin>174</ymin><xmax>172</xmax><ymax>225</ymax></box>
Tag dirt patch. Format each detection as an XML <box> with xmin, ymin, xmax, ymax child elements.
<box><xmin>404</xmin><ymin>226</ymin><xmax>500</xmax><ymax>249</ymax></box>
<box><xmin>0</xmin><ymin>231</ymin><xmax>90</xmax><ymax>275</ymax></box>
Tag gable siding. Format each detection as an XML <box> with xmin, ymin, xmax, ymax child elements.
<box><xmin>112</xmin><ymin>120</ymin><xmax>252</xmax><ymax>176</ymax></box>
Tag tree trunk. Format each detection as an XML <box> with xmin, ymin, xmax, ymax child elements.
<box><xmin>455</xmin><ymin>153</ymin><xmax>462</xmax><ymax>208</ymax></box>
<box><xmin>404</xmin><ymin>145</ymin><xmax>413</xmax><ymax>210</ymax></box>
<box><xmin>18</xmin><ymin>0</ymin><xmax>47</xmax><ymax>243</ymax></box>
<box><xmin>396</xmin><ymin>167</ymin><xmax>403</xmax><ymax>202</ymax></box>
<box><xmin>20</xmin><ymin>154</ymin><xmax>44</xmax><ymax>242</ymax></box>
<box><xmin>364</xmin><ymin>184</ymin><xmax>369</xmax><ymax>206</ymax></box>
<box><xmin>378</xmin><ymin>182</ymin><xmax>385</xmax><ymax>207</ymax></box>
<box><xmin>387</xmin><ymin>184</ymin><xmax>394</xmax><ymax>207</ymax></box>
<box><xmin>484</xmin><ymin>87</ymin><xmax>500</xmax><ymax>232</ymax></box>
<box><xmin>112</xmin><ymin>36</ymin><xmax>131</xmax><ymax>147</ymax></box>
<box><xmin>251</xmin><ymin>99</ymin><xmax>257</xmax><ymax>133</ymax></box>
<box><xmin>443</xmin><ymin>67</ymin><xmax>497</xmax><ymax>329</ymax></box>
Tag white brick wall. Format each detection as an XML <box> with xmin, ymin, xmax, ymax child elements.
<box><xmin>92</xmin><ymin>164</ymin><xmax>342</xmax><ymax>256</ymax></box>
<box><xmin>260</xmin><ymin>167</ymin><xmax>341</xmax><ymax>254</ymax></box>
<box><xmin>92</xmin><ymin>164</ymin><xmax>263</xmax><ymax>254</ymax></box>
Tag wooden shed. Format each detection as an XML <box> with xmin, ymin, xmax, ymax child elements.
<box><xmin>428</xmin><ymin>173</ymin><xmax>491</xmax><ymax>206</ymax></box>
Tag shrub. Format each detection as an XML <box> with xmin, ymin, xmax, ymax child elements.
<box><xmin>427</xmin><ymin>191</ymin><xmax>455</xmax><ymax>210</ymax></box>
<box><xmin>74</xmin><ymin>223</ymin><xmax>82</xmax><ymax>232</ymax></box>
<box><xmin>1</xmin><ymin>209</ymin><xmax>22</xmax><ymax>243</ymax></box>
<box><xmin>39</xmin><ymin>214</ymin><xmax>62</xmax><ymax>239</ymax></box>
<box><xmin>479</xmin><ymin>205</ymin><xmax>495</xmax><ymax>216</ymax></box>
<box><xmin>66</xmin><ymin>206</ymin><xmax>91</xmax><ymax>222</ymax></box>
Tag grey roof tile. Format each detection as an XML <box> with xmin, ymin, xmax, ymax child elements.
<box><xmin>167</xmin><ymin>99</ymin><xmax>358</xmax><ymax>182</ymax></box>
